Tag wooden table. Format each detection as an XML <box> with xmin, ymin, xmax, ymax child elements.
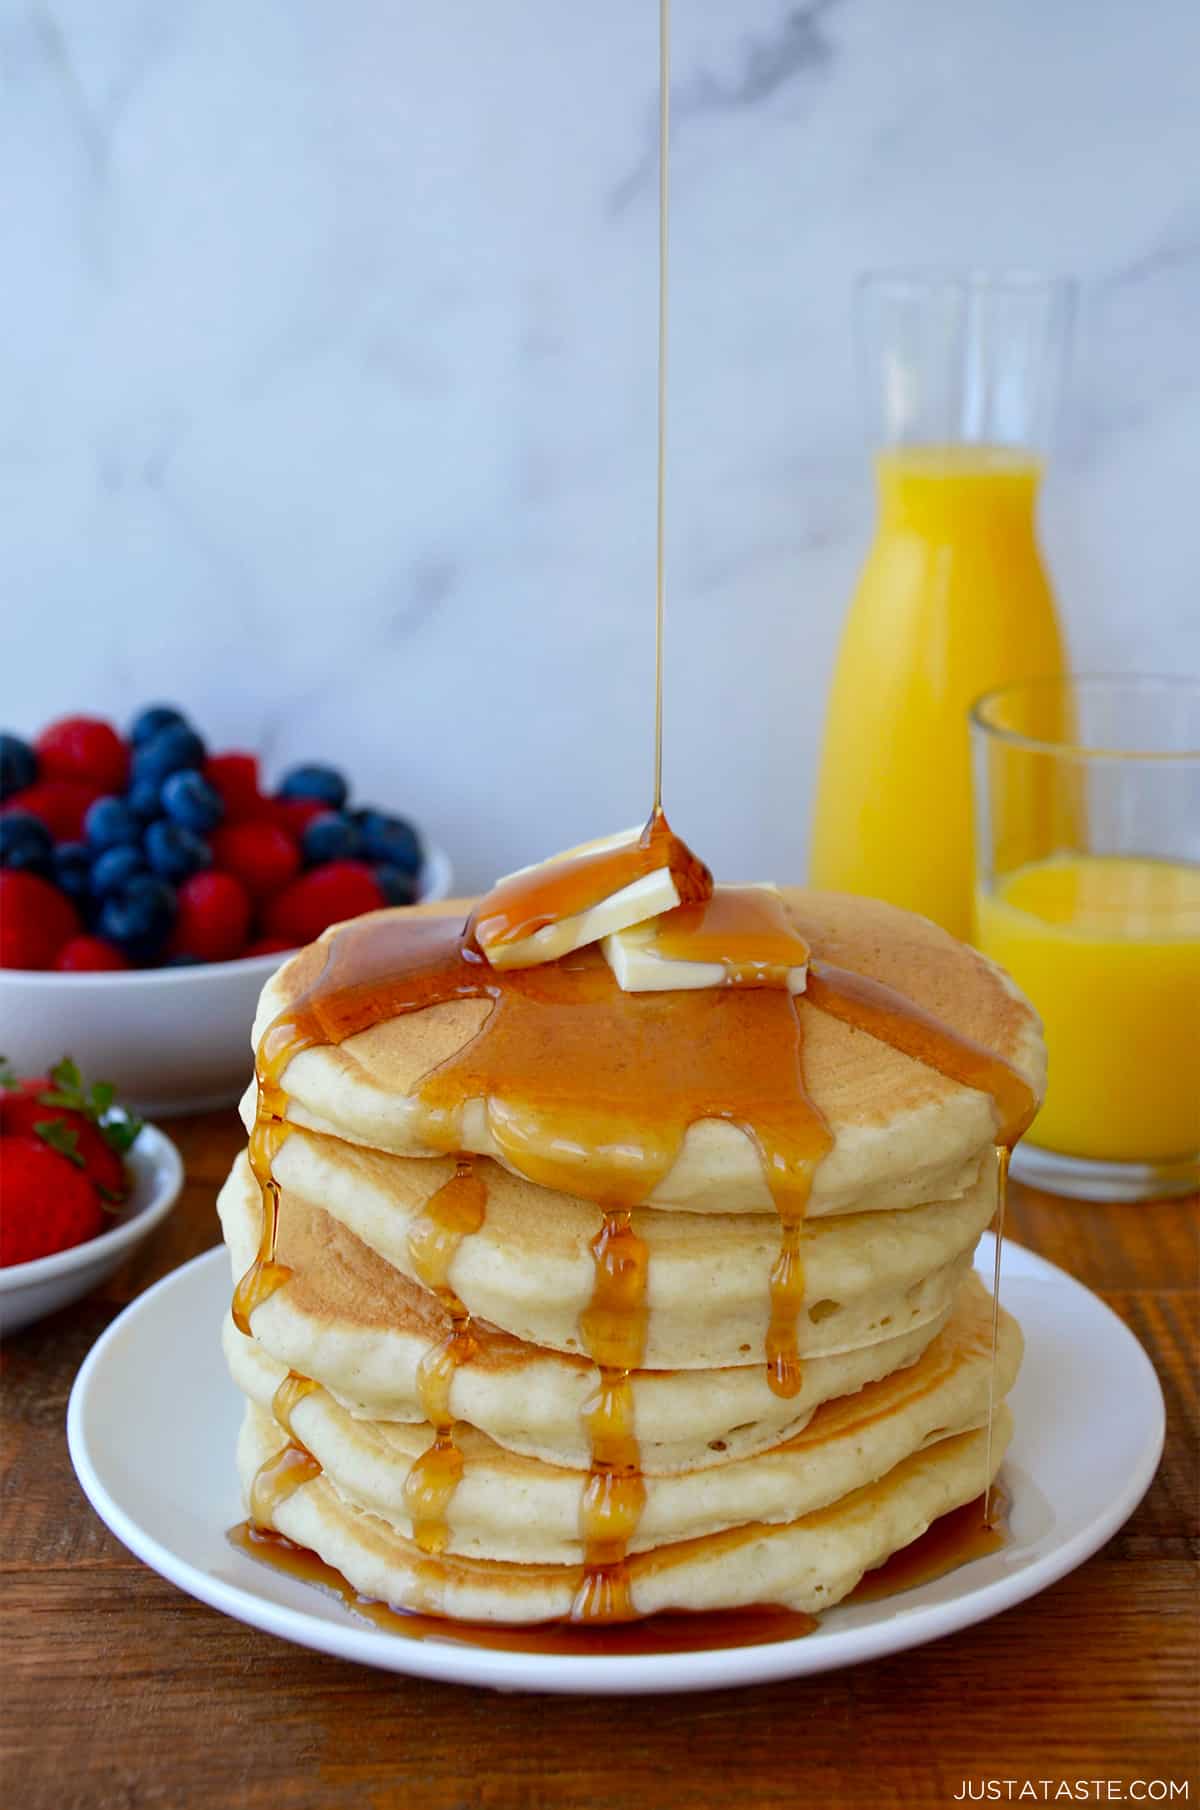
<box><xmin>4</xmin><ymin>1109</ymin><xmax>1196</xmax><ymax>1809</ymax></box>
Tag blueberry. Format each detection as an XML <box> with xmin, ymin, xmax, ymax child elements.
<box><xmin>97</xmin><ymin>874</ymin><xmax>177</xmax><ymax>963</ymax></box>
<box><xmin>130</xmin><ymin>724</ymin><xmax>206</xmax><ymax>789</ymax></box>
<box><xmin>373</xmin><ymin>862</ymin><xmax>420</xmax><ymax>906</ymax></box>
<box><xmin>163</xmin><ymin>952</ymin><xmax>203</xmax><ymax>967</ymax></box>
<box><xmin>144</xmin><ymin>819</ymin><xmax>212</xmax><ymax>882</ymax></box>
<box><xmin>278</xmin><ymin>763</ymin><xmax>349</xmax><ymax>811</ymax></box>
<box><xmin>54</xmin><ymin>842</ymin><xmax>93</xmax><ymax>901</ymax></box>
<box><xmin>85</xmin><ymin>795</ymin><xmax>142</xmax><ymax>850</ymax></box>
<box><xmin>357</xmin><ymin>810</ymin><xmax>423</xmax><ymax>876</ymax></box>
<box><xmin>0</xmin><ymin>810</ymin><xmax>54</xmax><ymax>878</ymax></box>
<box><xmin>301</xmin><ymin>810</ymin><xmax>363</xmax><ymax>866</ymax></box>
<box><xmin>127</xmin><ymin>779</ymin><xmax>164</xmax><ymax>824</ymax></box>
<box><xmin>0</xmin><ymin>732</ymin><xmax>37</xmax><ymax>800</ymax></box>
<box><xmin>129</xmin><ymin>704</ymin><xmax>190</xmax><ymax>747</ymax></box>
<box><xmin>160</xmin><ymin>768</ymin><xmax>223</xmax><ymax>833</ymax></box>
<box><xmin>90</xmin><ymin>844</ymin><xmax>147</xmax><ymax>897</ymax></box>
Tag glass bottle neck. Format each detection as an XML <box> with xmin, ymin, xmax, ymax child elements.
<box><xmin>875</xmin><ymin>445</ymin><xmax>1043</xmax><ymax>533</ymax></box>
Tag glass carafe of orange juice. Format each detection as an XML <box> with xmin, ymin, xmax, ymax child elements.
<box><xmin>809</xmin><ymin>272</ymin><xmax>1075</xmax><ymax>940</ymax></box>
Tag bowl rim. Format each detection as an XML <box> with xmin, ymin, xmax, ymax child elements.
<box><xmin>0</xmin><ymin>1122</ymin><xmax>185</xmax><ymax>1290</ymax></box>
<box><xmin>0</xmin><ymin>842</ymin><xmax>453</xmax><ymax>990</ymax></box>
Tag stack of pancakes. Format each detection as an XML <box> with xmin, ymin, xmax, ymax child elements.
<box><xmin>219</xmin><ymin>888</ymin><xmax>1043</xmax><ymax>1625</ymax></box>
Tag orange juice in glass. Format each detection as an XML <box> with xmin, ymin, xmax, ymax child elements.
<box><xmin>972</xmin><ymin>676</ymin><xmax>1200</xmax><ymax>1201</ymax></box>
<box><xmin>810</xmin><ymin>272</ymin><xmax>1074</xmax><ymax>941</ymax></box>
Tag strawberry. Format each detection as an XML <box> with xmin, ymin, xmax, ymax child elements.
<box><xmin>2</xmin><ymin>780</ymin><xmax>103</xmax><ymax>841</ymax></box>
<box><xmin>0</xmin><ymin>1059</ymin><xmax>141</xmax><ymax>1201</ymax></box>
<box><xmin>0</xmin><ymin>871</ymin><xmax>81</xmax><ymax>969</ymax></box>
<box><xmin>262</xmin><ymin>861</ymin><xmax>386</xmax><ymax>946</ymax></box>
<box><xmin>35</xmin><ymin>716</ymin><xmax>129</xmax><ymax>794</ymax></box>
<box><xmin>210</xmin><ymin>821</ymin><xmax>300</xmax><ymax>903</ymax></box>
<box><xmin>170</xmin><ymin>870</ymin><xmax>251</xmax><ymax>962</ymax></box>
<box><xmin>0</xmin><ymin>1135</ymin><xmax>106</xmax><ymax>1265</ymax></box>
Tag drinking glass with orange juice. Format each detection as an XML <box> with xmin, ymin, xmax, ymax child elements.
<box><xmin>810</xmin><ymin>272</ymin><xmax>1075</xmax><ymax>940</ymax></box>
<box><xmin>972</xmin><ymin>676</ymin><xmax>1200</xmax><ymax>1201</ymax></box>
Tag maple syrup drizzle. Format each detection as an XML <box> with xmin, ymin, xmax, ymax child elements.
<box><xmin>573</xmin><ymin>1210</ymin><xmax>651</xmax><ymax>1621</ymax></box>
<box><xmin>652</xmin><ymin>886</ymin><xmax>811</xmax><ymax>987</ymax></box>
<box><xmin>232</xmin><ymin>1112</ymin><xmax>295</xmax><ymax>1335</ymax></box>
<box><xmin>272</xmin><ymin>1370</ymin><xmax>319</xmax><ymax>1439</ymax></box>
<box><xmin>983</xmin><ymin>1146</ymin><xmax>1010</xmax><ymax>1522</ymax></box>
<box><xmin>249</xmin><ymin>1440</ymin><xmax>322</xmax><ymax>1529</ymax></box>
<box><xmin>402</xmin><ymin>1160</ymin><xmax>488</xmax><ymax>1555</ymax></box>
<box><xmin>652</xmin><ymin>0</ymin><xmax>671</xmax><ymax>815</ymax></box>
<box><xmin>804</xmin><ymin>960</ymin><xmax>1037</xmax><ymax>1148</ymax></box>
<box><xmin>471</xmin><ymin>812</ymin><xmax>711</xmax><ymax>959</ymax></box>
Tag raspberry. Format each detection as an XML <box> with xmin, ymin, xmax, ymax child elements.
<box><xmin>35</xmin><ymin>716</ymin><xmax>129</xmax><ymax>794</ymax></box>
<box><xmin>170</xmin><ymin>870</ymin><xmax>251</xmax><ymax>963</ymax></box>
<box><xmin>3</xmin><ymin>780</ymin><xmax>103</xmax><ymax>841</ymax></box>
<box><xmin>0</xmin><ymin>1134</ymin><xmax>106</xmax><ymax>1265</ymax></box>
<box><xmin>0</xmin><ymin>1086</ymin><xmax>127</xmax><ymax>1197</ymax></box>
<box><xmin>262</xmin><ymin>861</ymin><xmax>385</xmax><ymax>946</ymax></box>
<box><xmin>272</xmin><ymin>796</ymin><xmax>328</xmax><ymax>840</ymax></box>
<box><xmin>0</xmin><ymin>871</ymin><xmax>81</xmax><ymax>969</ymax></box>
<box><xmin>242</xmin><ymin>936</ymin><xmax>294</xmax><ymax>958</ymax></box>
<box><xmin>210</xmin><ymin>822</ymin><xmax>300</xmax><ymax>903</ymax></box>
<box><xmin>53</xmin><ymin>935</ymin><xmax>130</xmax><ymax>973</ymax></box>
<box><xmin>203</xmin><ymin>752</ymin><xmax>266</xmax><ymax>823</ymax></box>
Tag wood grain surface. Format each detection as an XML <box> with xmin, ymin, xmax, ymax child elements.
<box><xmin>2</xmin><ymin>1109</ymin><xmax>1196</xmax><ymax>1810</ymax></box>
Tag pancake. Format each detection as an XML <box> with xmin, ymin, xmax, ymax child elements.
<box><xmin>248</xmin><ymin>890</ymin><xmax>1043</xmax><ymax>1216</ymax></box>
<box><xmin>226</xmin><ymin>1277</ymin><xmax>1019</xmax><ymax>1564</ymax></box>
<box><xmin>218</xmin><ymin>1155</ymin><xmax>964</xmax><ymax>1469</ymax></box>
<box><xmin>237</xmin><ymin>1402</ymin><xmax>1014</xmax><ymax>1623</ymax></box>
<box><xmin>227</xmin><ymin>1131</ymin><xmax>997</xmax><ymax>1368</ymax></box>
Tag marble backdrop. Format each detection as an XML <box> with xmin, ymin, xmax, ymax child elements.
<box><xmin>3</xmin><ymin>0</ymin><xmax>1198</xmax><ymax>887</ymax></box>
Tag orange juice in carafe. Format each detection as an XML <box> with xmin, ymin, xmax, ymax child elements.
<box><xmin>809</xmin><ymin>273</ymin><xmax>1074</xmax><ymax>941</ymax></box>
<box><xmin>810</xmin><ymin>445</ymin><xmax>1066</xmax><ymax>940</ymax></box>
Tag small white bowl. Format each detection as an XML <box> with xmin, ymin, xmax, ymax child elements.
<box><xmin>0</xmin><ymin>844</ymin><xmax>453</xmax><ymax>1117</ymax></box>
<box><xmin>0</xmin><ymin>1122</ymin><xmax>184</xmax><ymax>1335</ymax></box>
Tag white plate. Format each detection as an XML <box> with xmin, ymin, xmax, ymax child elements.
<box><xmin>67</xmin><ymin>1234</ymin><xmax>1163</xmax><ymax>1695</ymax></box>
<box><xmin>0</xmin><ymin>843</ymin><xmax>452</xmax><ymax>1117</ymax></box>
<box><xmin>0</xmin><ymin>1124</ymin><xmax>183</xmax><ymax>1335</ymax></box>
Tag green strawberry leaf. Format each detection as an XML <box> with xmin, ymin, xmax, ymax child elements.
<box><xmin>34</xmin><ymin>1119</ymin><xmax>86</xmax><ymax>1169</ymax></box>
<box><xmin>49</xmin><ymin>1056</ymin><xmax>83</xmax><ymax>1097</ymax></box>
<box><xmin>0</xmin><ymin>1056</ymin><xmax>18</xmax><ymax>1092</ymax></box>
<box><xmin>100</xmin><ymin>1110</ymin><xmax>143</xmax><ymax>1157</ymax></box>
<box><xmin>97</xmin><ymin>1183</ymin><xmax>128</xmax><ymax>1214</ymax></box>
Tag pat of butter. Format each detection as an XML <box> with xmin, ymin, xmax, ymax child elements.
<box><xmin>475</xmin><ymin>829</ymin><xmax>682</xmax><ymax>970</ymax></box>
<box><xmin>603</xmin><ymin>884</ymin><xmax>809</xmax><ymax>994</ymax></box>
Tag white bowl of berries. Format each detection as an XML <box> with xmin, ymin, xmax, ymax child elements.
<box><xmin>0</xmin><ymin>710</ymin><xmax>452</xmax><ymax>1115</ymax></box>
<box><xmin>0</xmin><ymin>1059</ymin><xmax>184</xmax><ymax>1335</ymax></box>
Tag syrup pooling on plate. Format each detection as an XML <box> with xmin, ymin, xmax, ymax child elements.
<box><xmin>402</xmin><ymin>1159</ymin><xmax>488</xmax><ymax>1555</ymax></box>
<box><xmin>228</xmin><ymin>1521</ymin><xmax>821</xmax><ymax>1653</ymax></box>
<box><xmin>227</xmin><ymin>1485</ymin><xmax>1003</xmax><ymax>1649</ymax></box>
